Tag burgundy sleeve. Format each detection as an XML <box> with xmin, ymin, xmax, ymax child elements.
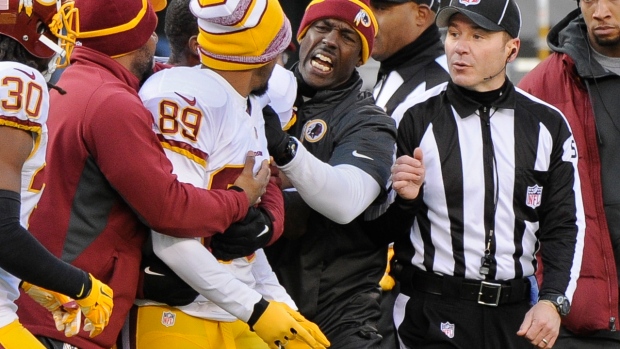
<box><xmin>258</xmin><ymin>176</ymin><xmax>284</xmax><ymax>245</ymax></box>
<box><xmin>83</xmin><ymin>94</ymin><xmax>249</xmax><ymax>237</ymax></box>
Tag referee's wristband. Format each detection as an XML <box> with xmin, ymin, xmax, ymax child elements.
<box><xmin>394</xmin><ymin>187</ymin><xmax>423</xmax><ymax>210</ymax></box>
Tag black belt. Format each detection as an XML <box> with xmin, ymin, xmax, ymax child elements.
<box><xmin>392</xmin><ymin>262</ymin><xmax>530</xmax><ymax>307</ymax></box>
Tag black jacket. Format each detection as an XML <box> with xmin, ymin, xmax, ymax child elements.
<box><xmin>266</xmin><ymin>68</ymin><xmax>397</xmax><ymax>335</ymax></box>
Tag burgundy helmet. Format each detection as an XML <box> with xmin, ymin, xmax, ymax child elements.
<box><xmin>0</xmin><ymin>0</ymin><xmax>77</xmax><ymax>63</ymax></box>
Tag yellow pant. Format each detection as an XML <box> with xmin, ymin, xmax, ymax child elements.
<box><xmin>135</xmin><ymin>305</ymin><xmax>269</xmax><ymax>349</ymax></box>
<box><xmin>0</xmin><ymin>320</ymin><xmax>45</xmax><ymax>349</ymax></box>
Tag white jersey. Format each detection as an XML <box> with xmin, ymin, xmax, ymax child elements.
<box><xmin>139</xmin><ymin>66</ymin><xmax>294</xmax><ymax>322</ymax></box>
<box><xmin>0</xmin><ymin>62</ymin><xmax>49</xmax><ymax>327</ymax></box>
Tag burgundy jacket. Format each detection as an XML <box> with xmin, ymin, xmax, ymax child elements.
<box><xmin>519</xmin><ymin>51</ymin><xmax>619</xmax><ymax>334</ymax></box>
<box><xmin>16</xmin><ymin>46</ymin><xmax>251</xmax><ymax>349</ymax></box>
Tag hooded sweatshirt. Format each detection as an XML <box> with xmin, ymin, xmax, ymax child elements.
<box><xmin>519</xmin><ymin>8</ymin><xmax>620</xmax><ymax>334</ymax></box>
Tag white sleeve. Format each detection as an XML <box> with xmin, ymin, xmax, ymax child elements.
<box><xmin>279</xmin><ymin>142</ymin><xmax>381</xmax><ymax>224</ymax></box>
<box><xmin>152</xmin><ymin>232</ymin><xmax>262</xmax><ymax>322</ymax></box>
<box><xmin>251</xmin><ymin>249</ymin><xmax>297</xmax><ymax>310</ymax></box>
<box><xmin>257</xmin><ymin>64</ymin><xmax>297</xmax><ymax>129</ymax></box>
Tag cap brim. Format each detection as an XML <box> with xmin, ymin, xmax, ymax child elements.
<box><xmin>436</xmin><ymin>7</ymin><xmax>504</xmax><ymax>32</ymax></box>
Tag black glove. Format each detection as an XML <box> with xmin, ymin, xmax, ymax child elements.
<box><xmin>263</xmin><ymin>105</ymin><xmax>290</xmax><ymax>160</ymax></box>
<box><xmin>141</xmin><ymin>253</ymin><xmax>199</xmax><ymax>306</ymax></box>
<box><xmin>210</xmin><ymin>207</ymin><xmax>274</xmax><ymax>260</ymax></box>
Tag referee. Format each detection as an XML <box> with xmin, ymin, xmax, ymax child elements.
<box><xmin>387</xmin><ymin>1</ymin><xmax>585</xmax><ymax>348</ymax></box>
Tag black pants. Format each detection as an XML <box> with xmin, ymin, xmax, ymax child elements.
<box><xmin>316</xmin><ymin>290</ymin><xmax>384</xmax><ymax>349</ymax></box>
<box><xmin>553</xmin><ymin>325</ymin><xmax>620</xmax><ymax>349</ymax></box>
<box><xmin>326</xmin><ymin>323</ymin><xmax>383</xmax><ymax>349</ymax></box>
<box><xmin>394</xmin><ymin>289</ymin><xmax>533</xmax><ymax>349</ymax></box>
<box><xmin>378</xmin><ymin>284</ymin><xmax>399</xmax><ymax>349</ymax></box>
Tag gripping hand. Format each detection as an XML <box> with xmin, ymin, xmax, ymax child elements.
<box><xmin>75</xmin><ymin>274</ymin><xmax>113</xmax><ymax>337</ymax></box>
<box><xmin>251</xmin><ymin>300</ymin><xmax>328</xmax><ymax>349</ymax></box>
<box><xmin>279</xmin><ymin>303</ymin><xmax>330</xmax><ymax>348</ymax></box>
<box><xmin>210</xmin><ymin>207</ymin><xmax>274</xmax><ymax>260</ymax></box>
<box><xmin>263</xmin><ymin>105</ymin><xmax>290</xmax><ymax>160</ymax></box>
<box><xmin>21</xmin><ymin>282</ymin><xmax>81</xmax><ymax>337</ymax></box>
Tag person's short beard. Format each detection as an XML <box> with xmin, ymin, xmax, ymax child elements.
<box><xmin>132</xmin><ymin>44</ymin><xmax>155</xmax><ymax>86</ymax></box>
<box><xmin>594</xmin><ymin>35</ymin><xmax>620</xmax><ymax>49</ymax></box>
<box><xmin>138</xmin><ymin>58</ymin><xmax>154</xmax><ymax>86</ymax></box>
<box><xmin>251</xmin><ymin>81</ymin><xmax>269</xmax><ymax>97</ymax></box>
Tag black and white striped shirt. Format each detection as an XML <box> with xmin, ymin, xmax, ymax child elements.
<box><xmin>373</xmin><ymin>35</ymin><xmax>449</xmax><ymax>118</ymax></box>
<box><xmin>394</xmin><ymin>80</ymin><xmax>585</xmax><ymax>301</ymax></box>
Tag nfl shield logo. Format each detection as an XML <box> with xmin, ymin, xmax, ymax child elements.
<box><xmin>441</xmin><ymin>322</ymin><xmax>455</xmax><ymax>338</ymax></box>
<box><xmin>161</xmin><ymin>311</ymin><xmax>176</xmax><ymax>327</ymax></box>
<box><xmin>459</xmin><ymin>0</ymin><xmax>481</xmax><ymax>5</ymax></box>
<box><xmin>526</xmin><ymin>185</ymin><xmax>543</xmax><ymax>209</ymax></box>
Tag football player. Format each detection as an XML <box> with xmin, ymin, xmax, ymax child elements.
<box><xmin>0</xmin><ymin>1</ymin><xmax>112</xmax><ymax>347</ymax></box>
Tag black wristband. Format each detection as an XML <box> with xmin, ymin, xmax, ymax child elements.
<box><xmin>75</xmin><ymin>273</ymin><xmax>93</xmax><ymax>300</ymax></box>
<box><xmin>247</xmin><ymin>298</ymin><xmax>270</xmax><ymax>329</ymax></box>
<box><xmin>394</xmin><ymin>187</ymin><xmax>424</xmax><ymax>210</ymax></box>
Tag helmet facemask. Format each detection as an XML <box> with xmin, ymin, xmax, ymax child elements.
<box><xmin>1</xmin><ymin>0</ymin><xmax>78</xmax><ymax>79</ymax></box>
<box><xmin>38</xmin><ymin>0</ymin><xmax>78</xmax><ymax>79</ymax></box>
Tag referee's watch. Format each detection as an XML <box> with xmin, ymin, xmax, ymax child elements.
<box><xmin>538</xmin><ymin>293</ymin><xmax>571</xmax><ymax>316</ymax></box>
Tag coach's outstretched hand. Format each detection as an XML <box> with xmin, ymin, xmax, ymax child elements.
<box><xmin>21</xmin><ymin>282</ymin><xmax>81</xmax><ymax>337</ymax></box>
<box><xmin>75</xmin><ymin>274</ymin><xmax>113</xmax><ymax>337</ymax></box>
<box><xmin>250</xmin><ymin>299</ymin><xmax>330</xmax><ymax>349</ymax></box>
<box><xmin>233</xmin><ymin>151</ymin><xmax>270</xmax><ymax>206</ymax></box>
<box><xmin>211</xmin><ymin>207</ymin><xmax>274</xmax><ymax>260</ymax></box>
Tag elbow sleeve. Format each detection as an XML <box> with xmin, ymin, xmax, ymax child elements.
<box><xmin>0</xmin><ymin>190</ymin><xmax>89</xmax><ymax>298</ymax></box>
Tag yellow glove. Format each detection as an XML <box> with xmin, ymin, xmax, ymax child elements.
<box><xmin>253</xmin><ymin>301</ymin><xmax>326</xmax><ymax>349</ymax></box>
<box><xmin>279</xmin><ymin>303</ymin><xmax>330</xmax><ymax>349</ymax></box>
<box><xmin>21</xmin><ymin>282</ymin><xmax>81</xmax><ymax>337</ymax></box>
<box><xmin>380</xmin><ymin>246</ymin><xmax>396</xmax><ymax>291</ymax></box>
<box><xmin>75</xmin><ymin>274</ymin><xmax>113</xmax><ymax>338</ymax></box>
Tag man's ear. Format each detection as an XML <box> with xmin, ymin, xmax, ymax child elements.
<box><xmin>189</xmin><ymin>35</ymin><xmax>200</xmax><ymax>59</ymax></box>
<box><xmin>506</xmin><ymin>38</ymin><xmax>521</xmax><ymax>63</ymax></box>
<box><xmin>415</xmin><ymin>4</ymin><xmax>432</xmax><ymax>25</ymax></box>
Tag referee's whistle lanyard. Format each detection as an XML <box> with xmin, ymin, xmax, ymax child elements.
<box><xmin>477</xmin><ymin>106</ymin><xmax>500</xmax><ymax>280</ymax></box>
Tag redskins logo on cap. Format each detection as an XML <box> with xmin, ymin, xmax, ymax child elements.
<box><xmin>354</xmin><ymin>9</ymin><xmax>371</xmax><ymax>28</ymax></box>
<box><xmin>303</xmin><ymin>119</ymin><xmax>327</xmax><ymax>143</ymax></box>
